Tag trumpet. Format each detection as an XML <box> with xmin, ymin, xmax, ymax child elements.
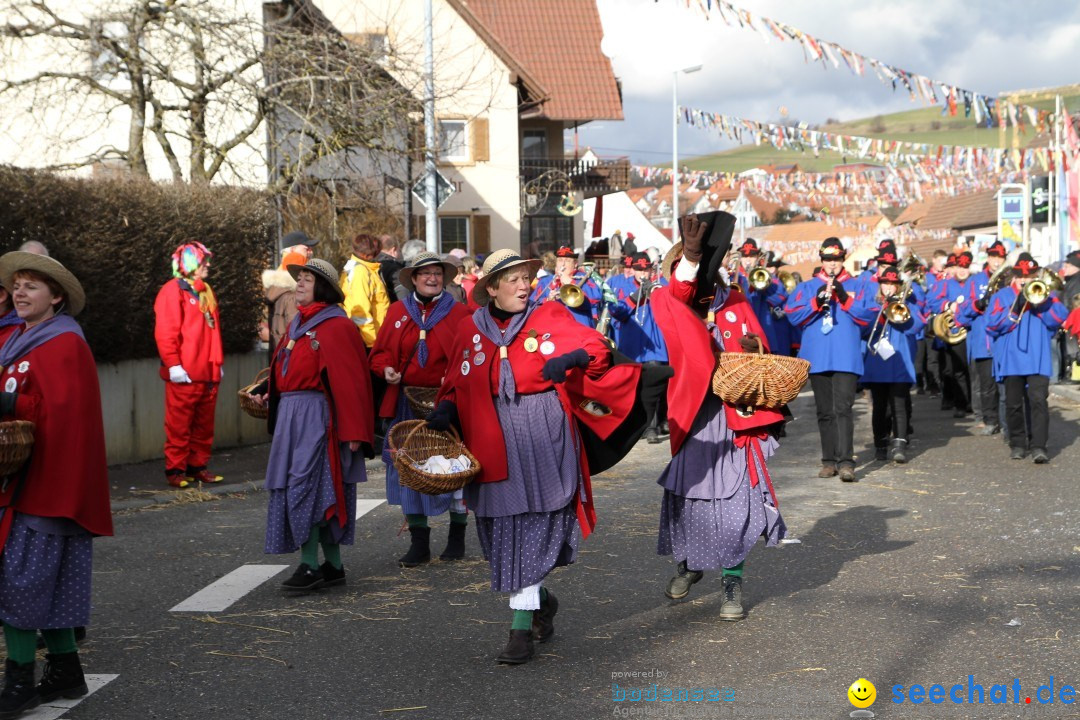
<box><xmin>1023</xmin><ymin>268</ymin><xmax>1063</xmax><ymax>306</ymax></box>
<box><xmin>748</xmin><ymin>266</ymin><xmax>772</xmax><ymax>291</ymax></box>
<box><xmin>557</xmin><ymin>262</ymin><xmax>594</xmax><ymax>308</ymax></box>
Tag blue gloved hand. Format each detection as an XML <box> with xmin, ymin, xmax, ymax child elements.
<box><xmin>426</xmin><ymin>399</ymin><xmax>459</xmax><ymax>432</ymax></box>
<box><xmin>542</xmin><ymin>348</ymin><xmax>590</xmax><ymax>384</ymax></box>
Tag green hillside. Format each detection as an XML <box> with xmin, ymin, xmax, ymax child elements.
<box><xmin>680</xmin><ymin>89</ymin><xmax>1080</xmax><ymax>174</ymax></box>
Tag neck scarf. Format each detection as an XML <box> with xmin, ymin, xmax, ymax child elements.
<box><xmin>403</xmin><ymin>291</ymin><xmax>454</xmax><ymax>368</ymax></box>
<box><xmin>704</xmin><ymin>285</ymin><xmax>733</xmax><ymax>343</ymax></box>
<box><xmin>178</xmin><ymin>277</ymin><xmax>218</xmax><ymax>321</ymax></box>
<box><xmin>280</xmin><ymin>302</ymin><xmax>346</xmax><ymax>376</ymax></box>
<box><xmin>0</xmin><ymin>313</ymin><xmax>85</xmax><ymax>372</ymax></box>
<box><xmin>472</xmin><ymin>303</ymin><xmax>534</xmax><ymax>402</ymax></box>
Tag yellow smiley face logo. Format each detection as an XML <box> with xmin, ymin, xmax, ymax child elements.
<box><xmin>848</xmin><ymin>678</ymin><xmax>876</xmax><ymax>708</ymax></box>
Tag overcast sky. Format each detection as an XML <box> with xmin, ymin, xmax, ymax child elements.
<box><xmin>580</xmin><ymin>0</ymin><xmax>1080</xmax><ymax>165</ymax></box>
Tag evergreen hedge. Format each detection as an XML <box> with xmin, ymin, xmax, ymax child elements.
<box><xmin>0</xmin><ymin>166</ymin><xmax>273</xmax><ymax>364</ymax></box>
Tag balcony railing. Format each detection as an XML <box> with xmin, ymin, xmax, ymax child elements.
<box><xmin>520</xmin><ymin>157</ymin><xmax>630</xmax><ymax>200</ymax></box>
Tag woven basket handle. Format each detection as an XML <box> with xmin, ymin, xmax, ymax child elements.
<box><xmin>253</xmin><ymin>367</ymin><xmax>270</xmax><ymax>384</ymax></box>
<box><xmin>403</xmin><ymin>419</ymin><xmax>462</xmax><ymax>449</ymax></box>
<box><xmin>754</xmin><ymin>336</ymin><xmax>764</xmax><ymax>355</ymax></box>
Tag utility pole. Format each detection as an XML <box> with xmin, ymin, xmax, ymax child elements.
<box><xmin>424</xmin><ymin>0</ymin><xmax>438</xmax><ymax>253</ymax></box>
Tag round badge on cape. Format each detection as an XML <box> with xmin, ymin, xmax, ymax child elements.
<box><xmin>461</xmin><ymin>360</ymin><xmax>471</xmax><ymax>376</ymax></box>
<box><xmin>474</xmin><ymin>352</ymin><xmax>486</xmax><ymax>366</ymax></box>
<box><xmin>724</xmin><ymin>310</ymin><xmax>737</xmax><ymax>323</ymax></box>
<box><xmin>472</xmin><ymin>333</ymin><xmax>481</xmax><ymax>344</ymax></box>
<box><xmin>16</xmin><ymin>361</ymin><xmax>29</xmax><ymax>373</ymax></box>
<box><xmin>3</xmin><ymin>378</ymin><xmax>14</xmax><ymax>393</ymax></box>
<box><xmin>394</xmin><ymin>321</ymin><xmax>401</xmax><ymax>328</ymax></box>
<box><xmin>523</xmin><ymin>337</ymin><xmax>539</xmax><ymax>353</ymax></box>
<box><xmin>540</xmin><ymin>340</ymin><xmax>555</xmax><ymax>356</ymax></box>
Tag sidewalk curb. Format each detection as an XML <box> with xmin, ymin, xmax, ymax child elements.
<box><xmin>1050</xmin><ymin>384</ymin><xmax>1080</xmax><ymax>405</ymax></box>
<box><xmin>111</xmin><ymin>458</ymin><xmax>386</xmax><ymax>512</ymax></box>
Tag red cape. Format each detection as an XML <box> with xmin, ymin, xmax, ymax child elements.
<box><xmin>651</xmin><ymin>277</ymin><xmax>784</xmax><ymax>456</ymax></box>
<box><xmin>438</xmin><ymin>302</ymin><xmax>639</xmax><ymax>538</ymax></box>
<box><xmin>0</xmin><ymin>332</ymin><xmax>112</xmax><ymax>537</ymax></box>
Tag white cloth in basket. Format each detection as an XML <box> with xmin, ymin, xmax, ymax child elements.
<box><xmin>414</xmin><ymin>454</ymin><xmax>472</xmax><ymax>475</ymax></box>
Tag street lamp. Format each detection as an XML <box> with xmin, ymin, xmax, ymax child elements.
<box><xmin>672</xmin><ymin>64</ymin><xmax>702</xmax><ymax>241</ymax></box>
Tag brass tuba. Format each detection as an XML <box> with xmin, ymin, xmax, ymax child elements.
<box><xmin>931</xmin><ymin>310</ymin><xmax>967</xmax><ymax>344</ymax></box>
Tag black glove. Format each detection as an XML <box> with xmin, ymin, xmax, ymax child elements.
<box><xmin>815</xmin><ymin>285</ymin><xmax>830</xmax><ymax>306</ymax></box>
<box><xmin>974</xmin><ymin>294</ymin><xmax>989</xmax><ymax>313</ymax></box>
<box><xmin>678</xmin><ymin>214</ymin><xmax>706</xmax><ymax>264</ymax></box>
<box><xmin>426</xmin><ymin>399</ymin><xmax>459</xmax><ymax>432</ymax></box>
<box><xmin>542</xmin><ymin>348</ymin><xmax>590</xmax><ymax>384</ymax></box>
<box><xmin>1011</xmin><ymin>291</ymin><xmax>1027</xmax><ymax>315</ymax></box>
<box><xmin>250</xmin><ymin>379</ymin><xmax>269</xmax><ymax>397</ymax></box>
<box><xmin>832</xmin><ymin>282</ymin><xmax>849</xmax><ymax>304</ymax></box>
<box><xmin>0</xmin><ymin>391</ymin><xmax>16</xmax><ymax>417</ymax></box>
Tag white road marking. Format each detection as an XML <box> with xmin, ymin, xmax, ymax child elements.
<box><xmin>26</xmin><ymin>674</ymin><xmax>118</xmax><ymax>720</ymax></box>
<box><xmin>170</xmin><ymin>565</ymin><xmax>289</xmax><ymax>612</ymax></box>
<box><xmin>356</xmin><ymin>498</ymin><xmax>386</xmax><ymax>519</ymax></box>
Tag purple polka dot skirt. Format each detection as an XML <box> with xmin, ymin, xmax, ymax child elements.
<box><xmin>0</xmin><ymin>513</ymin><xmax>92</xmax><ymax>629</ymax></box>
<box><xmin>474</xmin><ymin>504</ymin><xmax>579</xmax><ymax>593</ymax></box>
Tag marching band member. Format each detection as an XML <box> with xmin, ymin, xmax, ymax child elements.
<box><xmin>853</xmin><ymin>239</ymin><xmax>899</xmax><ymax>295</ymax></box>
<box><xmin>432</xmin><ymin>250</ymin><xmax>639</xmax><ymax>665</ymax></box>
<box><xmin>956</xmin><ymin>240</ymin><xmax>1008</xmax><ymax>435</ymax></box>
<box><xmin>861</xmin><ymin>266</ymin><xmax>925</xmax><ymax>463</ymax></box>
<box><xmin>918</xmin><ymin>250</ymin><xmax>949</xmax><ymax>396</ymax></box>
<box><xmin>529</xmin><ymin>243</ymin><xmax>602</xmax><ymax>328</ymax></box>
<box><xmin>369</xmin><ymin>253</ymin><xmax>472</xmax><ymax>566</ymax></box>
<box><xmin>985</xmin><ymin>253</ymin><xmax>1067</xmax><ymax>463</ymax></box>
<box><xmin>651</xmin><ymin>212</ymin><xmax>786</xmax><ymax>622</ymax></box>
<box><xmin>610</xmin><ymin>253</ymin><xmax>670</xmax><ymax>444</ymax></box>
<box><xmin>932</xmin><ymin>251</ymin><xmax>977</xmax><ymax>418</ymax></box>
<box><xmin>785</xmin><ymin>238</ymin><xmax>876</xmax><ymax>482</ymax></box>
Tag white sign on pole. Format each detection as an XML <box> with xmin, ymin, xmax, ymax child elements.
<box><xmin>412</xmin><ymin>170</ymin><xmax>455</xmax><ymax>209</ymax></box>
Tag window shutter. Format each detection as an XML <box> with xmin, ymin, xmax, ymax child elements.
<box><xmin>472</xmin><ymin>214</ymin><xmax>491</xmax><ymax>255</ymax></box>
<box><xmin>471</xmin><ymin>117</ymin><xmax>490</xmax><ymax>163</ymax></box>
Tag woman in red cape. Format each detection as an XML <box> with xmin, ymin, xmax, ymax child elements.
<box><xmin>369</xmin><ymin>252</ymin><xmax>472</xmax><ymax>566</ymax></box>
<box><xmin>432</xmin><ymin>249</ymin><xmax>638</xmax><ymax>666</ymax></box>
<box><xmin>249</xmin><ymin>258</ymin><xmax>374</xmax><ymax>592</ymax></box>
<box><xmin>0</xmin><ymin>252</ymin><xmax>112</xmax><ymax>717</ymax></box>
<box><xmin>650</xmin><ymin>213</ymin><xmax>787</xmax><ymax>623</ymax></box>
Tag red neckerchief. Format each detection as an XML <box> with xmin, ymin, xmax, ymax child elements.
<box><xmin>296</xmin><ymin>302</ymin><xmax>330</xmax><ymax>324</ymax></box>
<box><xmin>814</xmin><ymin>269</ymin><xmax>851</xmax><ymax>283</ymax></box>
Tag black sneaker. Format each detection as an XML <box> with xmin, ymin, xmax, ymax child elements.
<box><xmin>644</xmin><ymin>427</ymin><xmax>661</xmax><ymax>444</ymax></box>
<box><xmin>318</xmin><ymin>562</ymin><xmax>346</xmax><ymax>587</ymax></box>
<box><xmin>665</xmin><ymin>560</ymin><xmax>703</xmax><ymax>600</ymax></box>
<box><xmin>1031</xmin><ymin>448</ymin><xmax>1049</xmax><ymax>464</ymax></box>
<box><xmin>874</xmin><ymin>446</ymin><xmax>887</xmax><ymax>462</ymax></box>
<box><xmin>281</xmin><ymin>563</ymin><xmax>324</xmax><ymax>591</ymax></box>
<box><xmin>1009</xmin><ymin>447</ymin><xmax>1026</xmax><ymax>460</ymax></box>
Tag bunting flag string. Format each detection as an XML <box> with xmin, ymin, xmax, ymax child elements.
<box><xmin>677</xmin><ymin>105</ymin><xmax>1054</xmax><ymax>177</ymax></box>
<box><xmin>666</xmin><ymin>0</ymin><xmax>1055</xmax><ymax>133</ymax></box>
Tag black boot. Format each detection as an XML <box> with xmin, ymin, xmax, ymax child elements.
<box><xmin>281</xmin><ymin>563</ymin><xmax>324</xmax><ymax>591</ymax></box>
<box><xmin>318</xmin><ymin>562</ymin><xmax>346</xmax><ymax>588</ymax></box>
<box><xmin>439</xmin><ymin>522</ymin><xmax>466</xmax><ymax>561</ymax></box>
<box><xmin>0</xmin><ymin>659</ymin><xmax>38</xmax><ymax>719</ymax></box>
<box><xmin>495</xmin><ymin>629</ymin><xmax>534</xmax><ymax>665</ymax></box>
<box><xmin>874</xmin><ymin>443</ymin><xmax>888</xmax><ymax>462</ymax></box>
<box><xmin>890</xmin><ymin>438</ymin><xmax>908</xmax><ymax>464</ymax></box>
<box><xmin>664</xmin><ymin>560</ymin><xmax>703</xmax><ymax>600</ymax></box>
<box><xmin>36</xmin><ymin>653</ymin><xmax>87</xmax><ymax>703</ymax></box>
<box><xmin>532</xmin><ymin>590</ymin><xmax>559</xmax><ymax>643</ymax></box>
<box><xmin>399</xmin><ymin>526</ymin><xmax>431</xmax><ymax>568</ymax></box>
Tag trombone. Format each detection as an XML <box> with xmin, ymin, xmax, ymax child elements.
<box><xmin>1023</xmin><ymin>268</ymin><xmax>1063</xmax><ymax>306</ymax></box>
<box><xmin>866</xmin><ymin>282</ymin><xmax>913</xmax><ymax>352</ymax></box>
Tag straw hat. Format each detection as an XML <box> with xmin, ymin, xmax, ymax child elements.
<box><xmin>471</xmin><ymin>249</ymin><xmax>542</xmax><ymax>306</ymax></box>
<box><xmin>287</xmin><ymin>258</ymin><xmax>346</xmax><ymax>303</ymax></box>
<box><xmin>397</xmin><ymin>252</ymin><xmax>458</xmax><ymax>294</ymax></box>
<box><xmin>0</xmin><ymin>251</ymin><xmax>86</xmax><ymax>316</ymax></box>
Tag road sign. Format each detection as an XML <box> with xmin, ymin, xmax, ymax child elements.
<box><xmin>998</xmin><ymin>193</ymin><xmax>1024</xmax><ymax>221</ymax></box>
<box><xmin>412</xmin><ymin>170</ymin><xmax>455</xmax><ymax>210</ymax></box>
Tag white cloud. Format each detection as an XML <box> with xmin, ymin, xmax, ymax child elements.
<box><xmin>584</xmin><ymin>0</ymin><xmax>1080</xmax><ymax>163</ymax></box>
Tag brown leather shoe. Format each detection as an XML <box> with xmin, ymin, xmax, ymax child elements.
<box><xmin>817</xmin><ymin>464</ymin><xmax>838</xmax><ymax>478</ymax></box>
<box><xmin>838</xmin><ymin>465</ymin><xmax>857</xmax><ymax>482</ymax></box>
<box><xmin>496</xmin><ymin>629</ymin><xmax>534</xmax><ymax>665</ymax></box>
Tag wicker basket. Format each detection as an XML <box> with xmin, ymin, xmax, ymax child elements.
<box><xmin>0</xmin><ymin>420</ymin><xmax>34</xmax><ymax>477</ymax></box>
<box><xmin>238</xmin><ymin>368</ymin><xmax>270</xmax><ymax>420</ymax></box>
<box><xmin>711</xmin><ymin>338</ymin><xmax>810</xmax><ymax>408</ymax></box>
<box><xmin>403</xmin><ymin>386</ymin><xmax>439</xmax><ymax>420</ymax></box>
<box><xmin>388</xmin><ymin>420</ymin><xmax>481</xmax><ymax>495</ymax></box>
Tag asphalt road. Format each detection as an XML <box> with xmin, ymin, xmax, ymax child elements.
<box><xmin>52</xmin><ymin>390</ymin><xmax>1080</xmax><ymax>720</ymax></box>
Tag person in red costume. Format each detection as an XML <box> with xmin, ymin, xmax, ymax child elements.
<box><xmin>0</xmin><ymin>252</ymin><xmax>113</xmax><ymax>718</ymax></box>
<box><xmin>432</xmin><ymin>249</ymin><xmax>640</xmax><ymax>666</ymax></box>
<box><xmin>247</xmin><ymin>258</ymin><xmax>374</xmax><ymax>591</ymax></box>
<box><xmin>650</xmin><ymin>212</ymin><xmax>787</xmax><ymax>622</ymax></box>
<box><xmin>370</xmin><ymin>252</ymin><xmax>472</xmax><ymax>567</ymax></box>
<box><xmin>153</xmin><ymin>241</ymin><xmax>224</xmax><ymax>488</ymax></box>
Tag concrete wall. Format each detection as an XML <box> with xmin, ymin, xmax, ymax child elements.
<box><xmin>99</xmin><ymin>352</ymin><xmax>269</xmax><ymax>466</ymax></box>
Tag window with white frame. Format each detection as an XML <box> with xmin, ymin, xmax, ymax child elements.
<box><xmin>439</xmin><ymin>216</ymin><xmax>469</xmax><ymax>254</ymax></box>
<box><xmin>438</xmin><ymin>120</ymin><xmax>468</xmax><ymax>162</ymax></box>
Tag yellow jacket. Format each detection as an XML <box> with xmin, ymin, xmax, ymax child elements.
<box><xmin>340</xmin><ymin>256</ymin><xmax>390</xmax><ymax>347</ymax></box>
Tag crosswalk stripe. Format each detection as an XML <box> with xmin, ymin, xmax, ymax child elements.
<box><xmin>27</xmin><ymin>674</ymin><xmax>118</xmax><ymax>720</ymax></box>
<box><xmin>356</xmin><ymin>498</ymin><xmax>386</xmax><ymax>519</ymax></box>
<box><xmin>170</xmin><ymin>565</ymin><xmax>289</xmax><ymax>612</ymax></box>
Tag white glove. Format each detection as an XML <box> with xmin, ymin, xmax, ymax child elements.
<box><xmin>169</xmin><ymin>365</ymin><xmax>193</xmax><ymax>383</ymax></box>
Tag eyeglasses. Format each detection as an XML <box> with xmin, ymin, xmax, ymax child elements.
<box><xmin>415</xmin><ymin>269</ymin><xmax>443</xmax><ymax>278</ymax></box>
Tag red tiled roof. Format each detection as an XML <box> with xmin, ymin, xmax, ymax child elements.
<box><xmin>893</xmin><ymin>200</ymin><xmax>932</xmax><ymax>226</ymax></box>
<box><xmin>917</xmin><ymin>190</ymin><xmax>997</xmax><ymax>231</ymax></box>
<box><xmin>455</xmin><ymin>0</ymin><xmax>623</xmax><ymax>122</ymax></box>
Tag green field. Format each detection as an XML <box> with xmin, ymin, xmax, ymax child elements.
<box><xmin>679</xmin><ymin>89</ymin><xmax>1080</xmax><ymax>174</ymax></box>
